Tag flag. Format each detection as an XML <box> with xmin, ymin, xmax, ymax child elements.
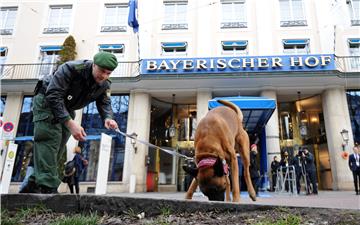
<box><xmin>128</xmin><ymin>0</ymin><xmax>139</xmax><ymax>33</ymax></box>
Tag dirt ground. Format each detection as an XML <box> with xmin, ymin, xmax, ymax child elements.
<box><xmin>2</xmin><ymin>206</ymin><xmax>360</xmax><ymax>225</ymax></box>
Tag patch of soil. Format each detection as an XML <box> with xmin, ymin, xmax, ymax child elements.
<box><xmin>4</xmin><ymin>207</ymin><xmax>360</xmax><ymax>225</ymax></box>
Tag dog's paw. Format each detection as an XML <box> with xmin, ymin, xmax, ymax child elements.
<box><xmin>250</xmin><ymin>194</ymin><xmax>257</xmax><ymax>201</ymax></box>
<box><xmin>185</xmin><ymin>194</ymin><xmax>193</xmax><ymax>200</ymax></box>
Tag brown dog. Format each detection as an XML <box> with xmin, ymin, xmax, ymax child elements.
<box><xmin>183</xmin><ymin>100</ymin><xmax>256</xmax><ymax>202</ymax></box>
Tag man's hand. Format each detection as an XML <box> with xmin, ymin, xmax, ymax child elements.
<box><xmin>65</xmin><ymin>119</ymin><xmax>87</xmax><ymax>141</ymax></box>
<box><xmin>104</xmin><ymin>118</ymin><xmax>118</xmax><ymax>130</ymax></box>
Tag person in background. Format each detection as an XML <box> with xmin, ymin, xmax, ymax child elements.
<box><xmin>249</xmin><ymin>144</ymin><xmax>260</xmax><ymax>196</ymax></box>
<box><xmin>302</xmin><ymin>147</ymin><xmax>318</xmax><ymax>195</ymax></box>
<box><xmin>66</xmin><ymin>146</ymin><xmax>88</xmax><ymax>194</ymax></box>
<box><xmin>270</xmin><ymin>155</ymin><xmax>280</xmax><ymax>192</ymax></box>
<box><xmin>19</xmin><ymin>141</ymin><xmax>34</xmax><ymax>193</ymax></box>
<box><xmin>280</xmin><ymin>151</ymin><xmax>292</xmax><ymax>192</ymax></box>
<box><xmin>291</xmin><ymin>149</ymin><xmax>304</xmax><ymax>194</ymax></box>
<box><xmin>348</xmin><ymin>145</ymin><xmax>360</xmax><ymax>195</ymax></box>
<box><xmin>21</xmin><ymin>52</ymin><xmax>119</xmax><ymax>194</ymax></box>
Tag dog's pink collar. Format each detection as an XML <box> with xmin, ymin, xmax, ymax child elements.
<box><xmin>197</xmin><ymin>157</ymin><xmax>229</xmax><ymax>175</ymax></box>
<box><xmin>197</xmin><ymin>158</ymin><xmax>217</xmax><ymax>169</ymax></box>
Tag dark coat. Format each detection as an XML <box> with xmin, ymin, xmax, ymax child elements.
<box><xmin>291</xmin><ymin>156</ymin><xmax>303</xmax><ymax>176</ymax></box>
<box><xmin>304</xmin><ymin>152</ymin><xmax>316</xmax><ymax>172</ymax></box>
<box><xmin>348</xmin><ymin>153</ymin><xmax>360</xmax><ymax>172</ymax></box>
<box><xmin>43</xmin><ymin>60</ymin><xmax>113</xmax><ymax>123</ymax></box>
<box><xmin>271</xmin><ymin>160</ymin><xmax>280</xmax><ymax>174</ymax></box>
<box><xmin>249</xmin><ymin>151</ymin><xmax>260</xmax><ymax>178</ymax></box>
<box><xmin>73</xmin><ymin>153</ymin><xmax>86</xmax><ymax>178</ymax></box>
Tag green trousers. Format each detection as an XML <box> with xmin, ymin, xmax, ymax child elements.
<box><xmin>30</xmin><ymin>94</ymin><xmax>71</xmax><ymax>188</ymax></box>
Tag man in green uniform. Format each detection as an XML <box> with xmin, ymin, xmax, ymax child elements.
<box><xmin>21</xmin><ymin>52</ymin><xmax>119</xmax><ymax>193</ymax></box>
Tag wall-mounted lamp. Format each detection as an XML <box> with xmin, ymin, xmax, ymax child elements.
<box><xmin>130</xmin><ymin>132</ymin><xmax>138</xmax><ymax>153</ymax></box>
<box><xmin>340</xmin><ymin>129</ymin><xmax>349</xmax><ymax>151</ymax></box>
<box><xmin>168</xmin><ymin>93</ymin><xmax>176</xmax><ymax>138</ymax></box>
<box><xmin>168</xmin><ymin>124</ymin><xmax>176</xmax><ymax>138</ymax></box>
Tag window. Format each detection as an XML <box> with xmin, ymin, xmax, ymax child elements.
<box><xmin>12</xmin><ymin>96</ymin><xmax>34</xmax><ymax>182</ymax></box>
<box><xmin>39</xmin><ymin>46</ymin><xmax>62</xmax><ymax>78</ymax></box>
<box><xmin>0</xmin><ymin>96</ymin><xmax>6</xmax><ymax>117</ymax></box>
<box><xmin>221</xmin><ymin>41</ymin><xmax>248</xmax><ymax>56</ymax></box>
<box><xmin>161</xmin><ymin>42</ymin><xmax>187</xmax><ymax>56</ymax></box>
<box><xmin>346</xmin><ymin>90</ymin><xmax>360</xmax><ymax>144</ymax></box>
<box><xmin>348</xmin><ymin>39</ymin><xmax>360</xmax><ymax>69</ymax></box>
<box><xmin>99</xmin><ymin>44</ymin><xmax>123</xmax><ymax>76</ymax></box>
<box><xmin>279</xmin><ymin>0</ymin><xmax>307</xmax><ymax>27</ymax></box>
<box><xmin>44</xmin><ymin>5</ymin><xmax>72</xmax><ymax>34</ymax></box>
<box><xmin>347</xmin><ymin>0</ymin><xmax>360</xmax><ymax>26</ymax></box>
<box><xmin>0</xmin><ymin>47</ymin><xmax>8</xmax><ymax>75</ymax></box>
<box><xmin>162</xmin><ymin>0</ymin><xmax>188</xmax><ymax>30</ymax></box>
<box><xmin>102</xmin><ymin>4</ymin><xmax>127</xmax><ymax>32</ymax></box>
<box><xmin>79</xmin><ymin>95</ymin><xmax>129</xmax><ymax>182</ymax></box>
<box><xmin>0</xmin><ymin>7</ymin><xmax>17</xmax><ymax>35</ymax></box>
<box><xmin>283</xmin><ymin>39</ymin><xmax>309</xmax><ymax>54</ymax></box>
<box><xmin>221</xmin><ymin>0</ymin><xmax>247</xmax><ymax>29</ymax></box>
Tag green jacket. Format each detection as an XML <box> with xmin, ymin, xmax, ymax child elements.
<box><xmin>43</xmin><ymin>60</ymin><xmax>113</xmax><ymax>123</ymax></box>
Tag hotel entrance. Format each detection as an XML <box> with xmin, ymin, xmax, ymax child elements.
<box><xmin>278</xmin><ymin>94</ymin><xmax>333</xmax><ymax>190</ymax></box>
<box><xmin>147</xmin><ymin>96</ymin><xmax>196</xmax><ymax>192</ymax></box>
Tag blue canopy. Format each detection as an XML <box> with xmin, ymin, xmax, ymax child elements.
<box><xmin>208</xmin><ymin>96</ymin><xmax>276</xmax><ymax>134</ymax></box>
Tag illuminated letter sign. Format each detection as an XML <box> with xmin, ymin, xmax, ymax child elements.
<box><xmin>141</xmin><ymin>54</ymin><xmax>335</xmax><ymax>75</ymax></box>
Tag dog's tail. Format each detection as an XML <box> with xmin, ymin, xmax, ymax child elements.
<box><xmin>217</xmin><ymin>99</ymin><xmax>243</xmax><ymax>121</ymax></box>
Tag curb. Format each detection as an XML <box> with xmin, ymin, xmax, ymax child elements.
<box><xmin>2</xmin><ymin>194</ymin><xmax>282</xmax><ymax>216</ymax></box>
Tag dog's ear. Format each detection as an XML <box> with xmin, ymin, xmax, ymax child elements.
<box><xmin>182</xmin><ymin>165</ymin><xmax>198</xmax><ymax>177</ymax></box>
<box><xmin>213</xmin><ymin>157</ymin><xmax>225</xmax><ymax>177</ymax></box>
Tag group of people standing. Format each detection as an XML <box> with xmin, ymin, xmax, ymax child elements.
<box><xmin>270</xmin><ymin>147</ymin><xmax>318</xmax><ymax>195</ymax></box>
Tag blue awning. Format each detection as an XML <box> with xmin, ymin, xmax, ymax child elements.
<box><xmin>283</xmin><ymin>39</ymin><xmax>309</xmax><ymax>46</ymax></box>
<box><xmin>222</xmin><ymin>41</ymin><xmax>248</xmax><ymax>47</ymax></box>
<box><xmin>208</xmin><ymin>96</ymin><xmax>276</xmax><ymax>134</ymax></box>
<box><xmin>161</xmin><ymin>42</ymin><xmax>187</xmax><ymax>48</ymax></box>
<box><xmin>99</xmin><ymin>44</ymin><xmax>124</xmax><ymax>50</ymax></box>
<box><xmin>40</xmin><ymin>46</ymin><xmax>63</xmax><ymax>52</ymax></box>
<box><xmin>348</xmin><ymin>39</ymin><xmax>360</xmax><ymax>45</ymax></box>
<box><xmin>0</xmin><ymin>47</ymin><xmax>7</xmax><ymax>53</ymax></box>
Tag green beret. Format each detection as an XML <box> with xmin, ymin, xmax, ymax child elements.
<box><xmin>93</xmin><ymin>52</ymin><xmax>118</xmax><ymax>71</ymax></box>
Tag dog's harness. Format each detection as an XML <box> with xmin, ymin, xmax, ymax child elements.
<box><xmin>197</xmin><ymin>157</ymin><xmax>229</xmax><ymax>175</ymax></box>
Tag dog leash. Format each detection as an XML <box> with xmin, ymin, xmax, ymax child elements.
<box><xmin>114</xmin><ymin>128</ymin><xmax>192</xmax><ymax>160</ymax></box>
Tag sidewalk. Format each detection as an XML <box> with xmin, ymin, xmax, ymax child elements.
<box><xmin>114</xmin><ymin>191</ymin><xmax>360</xmax><ymax>210</ymax></box>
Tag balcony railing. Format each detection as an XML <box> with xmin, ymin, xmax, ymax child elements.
<box><xmin>0</xmin><ymin>61</ymin><xmax>140</xmax><ymax>80</ymax></box>
<box><xmin>0</xmin><ymin>57</ymin><xmax>359</xmax><ymax>80</ymax></box>
<box><xmin>335</xmin><ymin>56</ymin><xmax>360</xmax><ymax>73</ymax></box>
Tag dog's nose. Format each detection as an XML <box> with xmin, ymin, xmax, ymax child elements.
<box><xmin>208</xmin><ymin>193</ymin><xmax>225</xmax><ymax>201</ymax></box>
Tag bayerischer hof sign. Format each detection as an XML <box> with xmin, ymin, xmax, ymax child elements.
<box><xmin>140</xmin><ymin>54</ymin><xmax>335</xmax><ymax>75</ymax></box>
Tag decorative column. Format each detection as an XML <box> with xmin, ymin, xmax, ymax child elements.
<box><xmin>322</xmin><ymin>87</ymin><xmax>354</xmax><ymax>190</ymax></box>
<box><xmin>196</xmin><ymin>88</ymin><xmax>212</xmax><ymax>122</ymax></box>
<box><xmin>260</xmin><ymin>90</ymin><xmax>281</xmax><ymax>177</ymax></box>
<box><xmin>123</xmin><ymin>90</ymin><xmax>151</xmax><ymax>192</ymax></box>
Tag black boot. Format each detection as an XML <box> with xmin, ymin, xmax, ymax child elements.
<box><xmin>19</xmin><ymin>180</ymin><xmax>40</xmax><ymax>193</ymax></box>
<box><xmin>40</xmin><ymin>185</ymin><xmax>58</xmax><ymax>194</ymax></box>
